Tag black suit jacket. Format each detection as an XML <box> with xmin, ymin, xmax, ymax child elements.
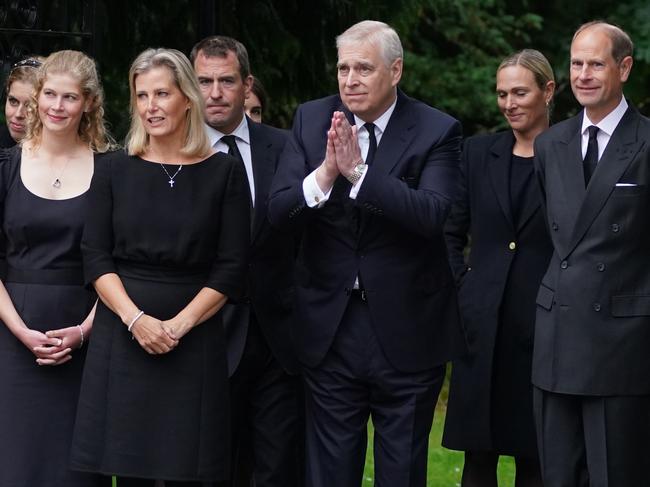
<box><xmin>534</xmin><ymin>106</ymin><xmax>650</xmax><ymax>395</ymax></box>
<box><xmin>221</xmin><ymin>119</ymin><xmax>298</xmax><ymax>375</ymax></box>
<box><xmin>268</xmin><ymin>90</ymin><xmax>466</xmax><ymax>373</ymax></box>
<box><xmin>442</xmin><ymin>131</ymin><xmax>552</xmax><ymax>453</ymax></box>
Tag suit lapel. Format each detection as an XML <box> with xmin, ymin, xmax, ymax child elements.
<box><xmin>248</xmin><ymin>121</ymin><xmax>275</xmax><ymax>244</ymax></box>
<box><xmin>368</xmin><ymin>92</ymin><xmax>415</xmax><ymax>177</ymax></box>
<box><xmin>550</xmin><ymin>116</ymin><xmax>585</xmax><ymax>256</ymax></box>
<box><xmin>487</xmin><ymin>132</ymin><xmax>515</xmax><ymax>231</ymax></box>
<box><xmin>568</xmin><ymin>108</ymin><xmax>643</xmax><ymax>251</ymax></box>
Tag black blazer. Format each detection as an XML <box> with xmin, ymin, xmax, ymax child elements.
<box><xmin>534</xmin><ymin>106</ymin><xmax>650</xmax><ymax>395</ymax></box>
<box><xmin>268</xmin><ymin>90</ymin><xmax>466</xmax><ymax>373</ymax></box>
<box><xmin>442</xmin><ymin>131</ymin><xmax>552</xmax><ymax>453</ymax></box>
<box><xmin>221</xmin><ymin>119</ymin><xmax>298</xmax><ymax>375</ymax></box>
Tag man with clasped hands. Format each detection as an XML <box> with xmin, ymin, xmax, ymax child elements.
<box><xmin>269</xmin><ymin>19</ymin><xmax>466</xmax><ymax>487</ymax></box>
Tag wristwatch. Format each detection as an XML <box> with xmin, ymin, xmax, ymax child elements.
<box><xmin>345</xmin><ymin>161</ymin><xmax>367</xmax><ymax>185</ymax></box>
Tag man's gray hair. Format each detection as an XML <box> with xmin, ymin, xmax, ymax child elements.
<box><xmin>336</xmin><ymin>20</ymin><xmax>403</xmax><ymax>67</ymax></box>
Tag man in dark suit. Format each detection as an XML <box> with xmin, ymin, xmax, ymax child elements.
<box><xmin>533</xmin><ymin>21</ymin><xmax>650</xmax><ymax>486</ymax></box>
<box><xmin>190</xmin><ymin>36</ymin><xmax>301</xmax><ymax>487</ymax></box>
<box><xmin>268</xmin><ymin>20</ymin><xmax>466</xmax><ymax>487</ymax></box>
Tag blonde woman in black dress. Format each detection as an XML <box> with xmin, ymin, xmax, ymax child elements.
<box><xmin>0</xmin><ymin>50</ymin><xmax>113</xmax><ymax>487</ymax></box>
<box><xmin>71</xmin><ymin>48</ymin><xmax>250</xmax><ymax>487</ymax></box>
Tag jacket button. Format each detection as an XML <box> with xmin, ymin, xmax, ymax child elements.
<box><xmin>560</xmin><ymin>260</ymin><xmax>568</xmax><ymax>269</ymax></box>
<box><xmin>508</xmin><ymin>241</ymin><xmax>516</xmax><ymax>251</ymax></box>
<box><xmin>611</xmin><ymin>223</ymin><xmax>620</xmax><ymax>233</ymax></box>
<box><xmin>552</xmin><ymin>222</ymin><xmax>559</xmax><ymax>231</ymax></box>
<box><xmin>597</xmin><ymin>263</ymin><xmax>605</xmax><ymax>272</ymax></box>
<box><xmin>593</xmin><ymin>303</ymin><xmax>601</xmax><ymax>312</ymax></box>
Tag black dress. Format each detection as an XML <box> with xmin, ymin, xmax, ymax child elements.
<box><xmin>0</xmin><ymin>146</ymin><xmax>105</xmax><ymax>487</ymax></box>
<box><xmin>70</xmin><ymin>150</ymin><xmax>250</xmax><ymax>482</ymax></box>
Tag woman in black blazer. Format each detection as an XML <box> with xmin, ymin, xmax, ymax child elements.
<box><xmin>442</xmin><ymin>50</ymin><xmax>555</xmax><ymax>486</ymax></box>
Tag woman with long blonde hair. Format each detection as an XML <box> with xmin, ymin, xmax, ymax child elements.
<box><xmin>0</xmin><ymin>49</ymin><xmax>113</xmax><ymax>487</ymax></box>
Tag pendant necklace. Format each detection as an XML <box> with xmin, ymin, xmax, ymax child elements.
<box><xmin>159</xmin><ymin>163</ymin><xmax>182</xmax><ymax>188</ymax></box>
<box><xmin>50</xmin><ymin>158</ymin><xmax>71</xmax><ymax>188</ymax></box>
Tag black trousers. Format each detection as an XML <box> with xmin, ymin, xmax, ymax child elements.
<box><xmin>229</xmin><ymin>317</ymin><xmax>303</xmax><ymax>487</ymax></box>
<box><xmin>534</xmin><ymin>386</ymin><xmax>650</xmax><ymax>487</ymax></box>
<box><xmin>303</xmin><ymin>295</ymin><xmax>445</xmax><ymax>487</ymax></box>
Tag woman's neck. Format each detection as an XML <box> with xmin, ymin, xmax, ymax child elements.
<box><xmin>32</xmin><ymin>130</ymin><xmax>87</xmax><ymax>157</ymax></box>
<box><xmin>145</xmin><ymin>136</ymin><xmax>186</xmax><ymax>163</ymax></box>
<box><xmin>513</xmin><ymin>124</ymin><xmax>548</xmax><ymax>158</ymax></box>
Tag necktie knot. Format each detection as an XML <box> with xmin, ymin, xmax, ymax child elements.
<box><xmin>364</xmin><ymin>122</ymin><xmax>375</xmax><ymax>135</ymax></box>
<box><xmin>221</xmin><ymin>135</ymin><xmax>238</xmax><ymax>154</ymax></box>
<box><xmin>587</xmin><ymin>125</ymin><xmax>599</xmax><ymax>141</ymax></box>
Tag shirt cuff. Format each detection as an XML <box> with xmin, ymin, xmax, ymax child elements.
<box><xmin>303</xmin><ymin>169</ymin><xmax>332</xmax><ymax>208</ymax></box>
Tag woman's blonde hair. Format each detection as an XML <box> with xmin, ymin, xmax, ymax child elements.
<box><xmin>126</xmin><ymin>48</ymin><xmax>210</xmax><ymax>157</ymax></box>
<box><xmin>24</xmin><ymin>50</ymin><xmax>115</xmax><ymax>152</ymax></box>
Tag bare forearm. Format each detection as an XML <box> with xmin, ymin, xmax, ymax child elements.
<box><xmin>93</xmin><ymin>273</ymin><xmax>141</xmax><ymax>326</ymax></box>
<box><xmin>0</xmin><ymin>280</ymin><xmax>27</xmax><ymax>337</ymax></box>
<box><xmin>176</xmin><ymin>287</ymin><xmax>228</xmax><ymax>328</ymax></box>
<box><xmin>79</xmin><ymin>300</ymin><xmax>98</xmax><ymax>334</ymax></box>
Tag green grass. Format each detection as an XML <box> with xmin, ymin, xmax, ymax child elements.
<box><xmin>362</xmin><ymin>366</ymin><xmax>516</xmax><ymax>486</ymax></box>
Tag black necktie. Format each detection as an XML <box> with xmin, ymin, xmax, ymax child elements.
<box><xmin>583</xmin><ymin>125</ymin><xmax>599</xmax><ymax>186</ymax></box>
<box><xmin>221</xmin><ymin>135</ymin><xmax>243</xmax><ymax>163</ymax></box>
<box><xmin>221</xmin><ymin>135</ymin><xmax>254</xmax><ymax>229</ymax></box>
<box><xmin>364</xmin><ymin>122</ymin><xmax>377</xmax><ymax>166</ymax></box>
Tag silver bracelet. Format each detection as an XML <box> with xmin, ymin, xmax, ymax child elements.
<box><xmin>127</xmin><ymin>310</ymin><xmax>144</xmax><ymax>334</ymax></box>
<box><xmin>77</xmin><ymin>325</ymin><xmax>84</xmax><ymax>348</ymax></box>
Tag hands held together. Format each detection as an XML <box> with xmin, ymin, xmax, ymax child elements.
<box><xmin>20</xmin><ymin>324</ymin><xmax>85</xmax><ymax>366</ymax></box>
<box><xmin>129</xmin><ymin>312</ymin><xmax>193</xmax><ymax>355</ymax></box>
<box><xmin>316</xmin><ymin>111</ymin><xmax>363</xmax><ymax>192</ymax></box>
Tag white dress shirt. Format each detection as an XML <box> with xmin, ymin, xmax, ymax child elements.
<box><xmin>206</xmin><ymin>117</ymin><xmax>255</xmax><ymax>206</ymax></box>
<box><xmin>302</xmin><ymin>98</ymin><xmax>398</xmax><ymax>207</ymax></box>
<box><xmin>580</xmin><ymin>96</ymin><xmax>628</xmax><ymax>162</ymax></box>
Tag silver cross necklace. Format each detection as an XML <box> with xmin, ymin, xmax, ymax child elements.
<box><xmin>159</xmin><ymin>163</ymin><xmax>182</xmax><ymax>188</ymax></box>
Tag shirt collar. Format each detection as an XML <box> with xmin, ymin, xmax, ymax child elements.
<box><xmin>581</xmin><ymin>96</ymin><xmax>628</xmax><ymax>137</ymax></box>
<box><xmin>353</xmin><ymin>96</ymin><xmax>398</xmax><ymax>135</ymax></box>
<box><xmin>205</xmin><ymin>114</ymin><xmax>250</xmax><ymax>147</ymax></box>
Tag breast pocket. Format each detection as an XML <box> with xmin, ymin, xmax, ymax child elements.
<box><xmin>612</xmin><ymin>184</ymin><xmax>645</xmax><ymax>197</ymax></box>
<box><xmin>400</xmin><ymin>175</ymin><xmax>419</xmax><ymax>188</ymax></box>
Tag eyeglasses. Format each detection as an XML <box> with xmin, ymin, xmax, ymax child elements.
<box><xmin>11</xmin><ymin>58</ymin><xmax>42</xmax><ymax>70</ymax></box>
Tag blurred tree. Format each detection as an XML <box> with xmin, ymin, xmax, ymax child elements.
<box><xmin>3</xmin><ymin>1</ymin><xmax>649</xmax><ymax>138</ymax></box>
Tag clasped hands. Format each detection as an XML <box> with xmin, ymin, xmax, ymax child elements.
<box><xmin>130</xmin><ymin>313</ymin><xmax>193</xmax><ymax>355</ymax></box>
<box><xmin>22</xmin><ymin>325</ymin><xmax>84</xmax><ymax>366</ymax></box>
<box><xmin>315</xmin><ymin>111</ymin><xmax>363</xmax><ymax>193</ymax></box>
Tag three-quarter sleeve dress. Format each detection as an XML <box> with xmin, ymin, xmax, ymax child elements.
<box><xmin>70</xmin><ymin>150</ymin><xmax>250</xmax><ymax>482</ymax></box>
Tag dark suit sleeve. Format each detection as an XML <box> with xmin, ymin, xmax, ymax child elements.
<box><xmin>268</xmin><ymin>105</ymin><xmax>317</xmax><ymax>230</ymax></box>
<box><xmin>355</xmin><ymin>119</ymin><xmax>462</xmax><ymax>238</ymax></box>
<box><xmin>444</xmin><ymin>136</ymin><xmax>472</xmax><ymax>280</ymax></box>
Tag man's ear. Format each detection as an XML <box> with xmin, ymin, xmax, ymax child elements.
<box><xmin>390</xmin><ymin>58</ymin><xmax>403</xmax><ymax>87</ymax></box>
